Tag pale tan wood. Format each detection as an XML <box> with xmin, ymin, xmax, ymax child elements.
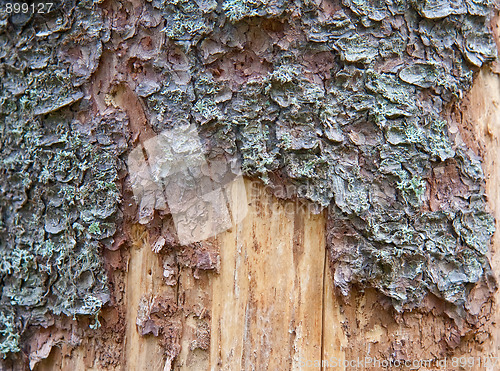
<box><xmin>123</xmin><ymin>225</ymin><xmax>166</xmax><ymax>371</ymax></box>
<box><xmin>210</xmin><ymin>181</ymin><xmax>330</xmax><ymax>370</ymax></box>
<box><xmin>465</xmin><ymin>67</ymin><xmax>500</xmax><ymax>359</ymax></box>
<box><xmin>321</xmin><ymin>265</ymin><xmax>348</xmax><ymax>371</ymax></box>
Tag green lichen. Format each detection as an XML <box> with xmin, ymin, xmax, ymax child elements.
<box><xmin>222</xmin><ymin>0</ymin><xmax>289</xmax><ymax>22</ymax></box>
<box><xmin>396</xmin><ymin>174</ymin><xmax>427</xmax><ymax>207</ymax></box>
<box><xmin>0</xmin><ymin>0</ymin><xmax>126</xmax><ymax>358</ymax></box>
<box><xmin>0</xmin><ymin>311</ymin><xmax>19</xmax><ymax>358</ymax></box>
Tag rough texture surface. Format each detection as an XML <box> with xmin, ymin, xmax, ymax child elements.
<box><xmin>0</xmin><ymin>0</ymin><xmax>126</xmax><ymax>358</ymax></box>
<box><xmin>135</xmin><ymin>0</ymin><xmax>498</xmax><ymax>315</ymax></box>
<box><xmin>0</xmin><ymin>0</ymin><xmax>498</xmax><ymax>365</ymax></box>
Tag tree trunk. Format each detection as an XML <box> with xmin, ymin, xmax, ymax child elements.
<box><xmin>1</xmin><ymin>1</ymin><xmax>500</xmax><ymax>370</ymax></box>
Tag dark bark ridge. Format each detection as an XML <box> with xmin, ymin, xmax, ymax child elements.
<box><xmin>0</xmin><ymin>0</ymin><xmax>497</xmax><ymax>358</ymax></box>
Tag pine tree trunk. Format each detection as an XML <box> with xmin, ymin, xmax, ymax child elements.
<box><xmin>1</xmin><ymin>1</ymin><xmax>500</xmax><ymax>370</ymax></box>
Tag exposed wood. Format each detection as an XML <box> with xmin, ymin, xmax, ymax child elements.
<box><xmin>210</xmin><ymin>181</ymin><xmax>328</xmax><ymax>370</ymax></box>
<box><xmin>30</xmin><ymin>14</ymin><xmax>500</xmax><ymax>371</ymax></box>
<box><xmin>465</xmin><ymin>67</ymin><xmax>500</xmax><ymax>360</ymax></box>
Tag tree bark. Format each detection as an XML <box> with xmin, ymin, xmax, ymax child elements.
<box><xmin>1</xmin><ymin>1</ymin><xmax>500</xmax><ymax>370</ymax></box>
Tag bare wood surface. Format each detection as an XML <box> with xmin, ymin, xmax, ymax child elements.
<box><xmin>465</xmin><ymin>66</ymin><xmax>500</xmax><ymax>362</ymax></box>
<box><xmin>210</xmin><ymin>182</ymin><xmax>328</xmax><ymax>370</ymax></box>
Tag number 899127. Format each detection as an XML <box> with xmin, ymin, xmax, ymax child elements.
<box><xmin>2</xmin><ymin>2</ymin><xmax>53</xmax><ymax>15</ymax></box>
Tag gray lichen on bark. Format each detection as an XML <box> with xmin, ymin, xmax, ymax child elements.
<box><xmin>0</xmin><ymin>0</ymin><xmax>125</xmax><ymax>357</ymax></box>
<box><xmin>0</xmin><ymin>0</ymin><xmax>498</xmax><ymax>358</ymax></box>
